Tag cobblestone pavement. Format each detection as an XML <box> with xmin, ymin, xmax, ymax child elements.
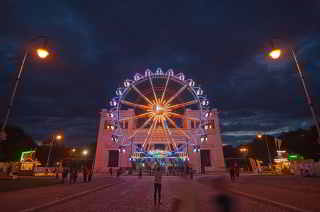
<box><xmin>198</xmin><ymin>175</ymin><xmax>320</xmax><ymax>212</ymax></box>
<box><xmin>45</xmin><ymin>176</ymin><xmax>290</xmax><ymax>212</ymax></box>
<box><xmin>0</xmin><ymin>175</ymin><xmax>123</xmax><ymax>212</ymax></box>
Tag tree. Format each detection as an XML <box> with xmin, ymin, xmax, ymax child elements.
<box><xmin>244</xmin><ymin>126</ymin><xmax>320</xmax><ymax>163</ymax></box>
<box><xmin>0</xmin><ymin>125</ymin><xmax>37</xmax><ymax>161</ymax></box>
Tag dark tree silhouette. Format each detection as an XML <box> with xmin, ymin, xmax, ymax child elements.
<box><xmin>0</xmin><ymin>125</ymin><xmax>37</xmax><ymax>161</ymax></box>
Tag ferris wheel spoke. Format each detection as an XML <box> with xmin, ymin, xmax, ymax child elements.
<box><xmin>160</xmin><ymin>74</ymin><xmax>170</xmax><ymax>103</ymax></box>
<box><xmin>146</xmin><ymin>118</ymin><xmax>159</xmax><ymax>151</ymax></box>
<box><xmin>146</xmin><ymin>119</ymin><xmax>158</xmax><ymax>151</ymax></box>
<box><xmin>132</xmin><ymin>84</ymin><xmax>153</xmax><ymax>105</ymax></box>
<box><xmin>142</xmin><ymin>117</ymin><xmax>157</xmax><ymax>148</ymax></box>
<box><xmin>165</xmin><ymin>84</ymin><xmax>188</xmax><ymax>105</ymax></box>
<box><xmin>120</xmin><ymin>100</ymin><xmax>151</xmax><ymax>111</ymax></box>
<box><xmin>128</xmin><ymin>115</ymin><xmax>154</xmax><ymax>139</ymax></box>
<box><xmin>164</xmin><ymin>115</ymin><xmax>191</xmax><ymax>140</ymax></box>
<box><xmin>167</xmin><ymin>112</ymin><xmax>200</xmax><ymax>122</ymax></box>
<box><xmin>120</xmin><ymin>112</ymin><xmax>152</xmax><ymax>122</ymax></box>
<box><xmin>149</xmin><ymin>76</ymin><xmax>158</xmax><ymax>104</ymax></box>
<box><xmin>160</xmin><ymin>118</ymin><xmax>173</xmax><ymax>151</ymax></box>
<box><xmin>163</xmin><ymin>123</ymin><xmax>177</xmax><ymax>149</ymax></box>
<box><xmin>167</xmin><ymin>100</ymin><xmax>198</xmax><ymax>111</ymax></box>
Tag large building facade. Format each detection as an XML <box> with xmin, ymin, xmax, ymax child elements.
<box><xmin>94</xmin><ymin>108</ymin><xmax>225</xmax><ymax>173</ymax></box>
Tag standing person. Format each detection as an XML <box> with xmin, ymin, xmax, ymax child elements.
<box><xmin>234</xmin><ymin>162</ymin><xmax>240</xmax><ymax>179</ymax></box>
<box><xmin>83</xmin><ymin>166</ymin><xmax>88</xmax><ymax>182</ymax></box>
<box><xmin>63</xmin><ymin>167</ymin><xmax>69</xmax><ymax>184</ymax></box>
<box><xmin>109</xmin><ymin>167</ymin><xmax>113</xmax><ymax>176</ymax></box>
<box><xmin>73</xmin><ymin>168</ymin><xmax>78</xmax><ymax>183</ymax></box>
<box><xmin>139</xmin><ymin>168</ymin><xmax>142</xmax><ymax>179</ymax></box>
<box><xmin>154</xmin><ymin>166</ymin><xmax>162</xmax><ymax>207</ymax></box>
<box><xmin>62</xmin><ymin>167</ymin><xmax>66</xmax><ymax>183</ymax></box>
<box><xmin>88</xmin><ymin>166</ymin><xmax>93</xmax><ymax>182</ymax></box>
<box><xmin>69</xmin><ymin>167</ymin><xmax>73</xmax><ymax>184</ymax></box>
<box><xmin>229</xmin><ymin>165</ymin><xmax>235</xmax><ymax>182</ymax></box>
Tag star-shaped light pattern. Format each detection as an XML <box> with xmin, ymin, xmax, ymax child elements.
<box><xmin>109</xmin><ymin>69</ymin><xmax>209</xmax><ymax>151</ymax></box>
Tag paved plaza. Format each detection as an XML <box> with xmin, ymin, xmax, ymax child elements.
<box><xmin>1</xmin><ymin>175</ymin><xmax>320</xmax><ymax>212</ymax></box>
<box><xmin>30</xmin><ymin>176</ymin><xmax>298</xmax><ymax>212</ymax></box>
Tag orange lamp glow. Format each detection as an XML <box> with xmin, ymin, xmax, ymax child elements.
<box><xmin>36</xmin><ymin>48</ymin><xmax>49</xmax><ymax>58</ymax></box>
<box><xmin>56</xmin><ymin>135</ymin><xmax>62</xmax><ymax>140</ymax></box>
<box><xmin>269</xmin><ymin>49</ymin><xmax>281</xmax><ymax>59</ymax></box>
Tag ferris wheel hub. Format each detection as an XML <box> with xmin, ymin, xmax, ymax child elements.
<box><xmin>110</xmin><ymin>68</ymin><xmax>209</xmax><ymax>149</ymax></box>
<box><xmin>153</xmin><ymin>104</ymin><xmax>167</xmax><ymax>115</ymax></box>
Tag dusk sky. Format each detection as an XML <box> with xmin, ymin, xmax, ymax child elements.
<box><xmin>1</xmin><ymin>0</ymin><xmax>320</xmax><ymax>146</ymax></box>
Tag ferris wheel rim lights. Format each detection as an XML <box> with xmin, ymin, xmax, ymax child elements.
<box><xmin>108</xmin><ymin>68</ymin><xmax>211</xmax><ymax>148</ymax></box>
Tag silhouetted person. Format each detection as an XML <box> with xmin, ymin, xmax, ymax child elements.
<box><xmin>73</xmin><ymin>168</ymin><xmax>78</xmax><ymax>183</ymax></box>
<box><xmin>83</xmin><ymin>166</ymin><xmax>88</xmax><ymax>182</ymax></box>
<box><xmin>62</xmin><ymin>167</ymin><xmax>68</xmax><ymax>184</ymax></box>
<box><xmin>109</xmin><ymin>167</ymin><xmax>113</xmax><ymax>176</ymax></box>
<box><xmin>88</xmin><ymin>167</ymin><xmax>93</xmax><ymax>182</ymax></box>
<box><xmin>229</xmin><ymin>166</ymin><xmax>235</xmax><ymax>182</ymax></box>
<box><xmin>216</xmin><ymin>194</ymin><xmax>233</xmax><ymax>212</ymax></box>
<box><xmin>234</xmin><ymin>163</ymin><xmax>240</xmax><ymax>179</ymax></box>
<box><xmin>139</xmin><ymin>168</ymin><xmax>142</xmax><ymax>178</ymax></box>
<box><xmin>154</xmin><ymin>166</ymin><xmax>162</xmax><ymax>206</ymax></box>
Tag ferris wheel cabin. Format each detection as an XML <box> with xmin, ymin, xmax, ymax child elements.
<box><xmin>94</xmin><ymin>69</ymin><xmax>225</xmax><ymax>174</ymax></box>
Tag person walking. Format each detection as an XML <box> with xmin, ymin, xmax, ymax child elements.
<box><xmin>139</xmin><ymin>168</ymin><xmax>142</xmax><ymax>179</ymax></box>
<box><xmin>88</xmin><ymin>167</ymin><xmax>93</xmax><ymax>182</ymax></box>
<box><xmin>235</xmin><ymin>162</ymin><xmax>240</xmax><ymax>179</ymax></box>
<box><xmin>69</xmin><ymin>167</ymin><xmax>74</xmax><ymax>184</ymax></box>
<box><xmin>62</xmin><ymin>167</ymin><xmax>68</xmax><ymax>184</ymax></box>
<box><xmin>54</xmin><ymin>167</ymin><xmax>59</xmax><ymax>179</ymax></box>
<box><xmin>83</xmin><ymin>166</ymin><xmax>88</xmax><ymax>182</ymax></box>
<box><xmin>229</xmin><ymin>165</ymin><xmax>235</xmax><ymax>182</ymax></box>
<box><xmin>154</xmin><ymin>166</ymin><xmax>162</xmax><ymax>207</ymax></box>
<box><xmin>73</xmin><ymin>168</ymin><xmax>78</xmax><ymax>183</ymax></box>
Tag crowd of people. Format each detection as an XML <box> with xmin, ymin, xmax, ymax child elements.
<box><xmin>59</xmin><ymin>165</ymin><xmax>93</xmax><ymax>184</ymax></box>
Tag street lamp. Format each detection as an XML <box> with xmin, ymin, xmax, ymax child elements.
<box><xmin>239</xmin><ymin>147</ymin><xmax>248</xmax><ymax>153</ymax></box>
<box><xmin>72</xmin><ymin>148</ymin><xmax>76</xmax><ymax>153</ymax></box>
<box><xmin>268</xmin><ymin>49</ymin><xmax>281</xmax><ymax>59</ymax></box>
<box><xmin>46</xmin><ymin>133</ymin><xmax>63</xmax><ymax>166</ymax></box>
<box><xmin>268</xmin><ymin>42</ymin><xmax>320</xmax><ymax>144</ymax></box>
<box><xmin>36</xmin><ymin>48</ymin><xmax>49</xmax><ymax>58</ymax></box>
<box><xmin>1</xmin><ymin>36</ymin><xmax>51</xmax><ymax>141</ymax></box>
<box><xmin>82</xmin><ymin>149</ymin><xmax>88</xmax><ymax>156</ymax></box>
<box><xmin>256</xmin><ymin>133</ymin><xmax>272</xmax><ymax>166</ymax></box>
<box><xmin>56</xmin><ymin>135</ymin><xmax>62</xmax><ymax>140</ymax></box>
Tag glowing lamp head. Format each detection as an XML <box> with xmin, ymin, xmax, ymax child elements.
<box><xmin>82</xmin><ymin>149</ymin><xmax>88</xmax><ymax>156</ymax></box>
<box><xmin>269</xmin><ymin>49</ymin><xmax>281</xmax><ymax>59</ymax></box>
<box><xmin>72</xmin><ymin>148</ymin><xmax>76</xmax><ymax>153</ymax></box>
<box><xmin>36</xmin><ymin>48</ymin><xmax>49</xmax><ymax>58</ymax></box>
<box><xmin>56</xmin><ymin>135</ymin><xmax>62</xmax><ymax>140</ymax></box>
<box><xmin>256</xmin><ymin>133</ymin><xmax>263</xmax><ymax>139</ymax></box>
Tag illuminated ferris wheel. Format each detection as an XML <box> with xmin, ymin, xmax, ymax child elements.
<box><xmin>109</xmin><ymin>68</ymin><xmax>210</xmax><ymax>151</ymax></box>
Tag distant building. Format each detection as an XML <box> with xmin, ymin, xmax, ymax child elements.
<box><xmin>94</xmin><ymin>108</ymin><xmax>225</xmax><ymax>173</ymax></box>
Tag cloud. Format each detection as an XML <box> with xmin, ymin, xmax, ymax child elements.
<box><xmin>220</xmin><ymin>109</ymin><xmax>314</xmax><ymax>145</ymax></box>
<box><xmin>1</xmin><ymin>1</ymin><xmax>320</xmax><ymax>146</ymax></box>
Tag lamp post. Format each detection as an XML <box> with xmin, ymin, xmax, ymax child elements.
<box><xmin>268</xmin><ymin>44</ymin><xmax>320</xmax><ymax>144</ymax></box>
<box><xmin>239</xmin><ymin>147</ymin><xmax>248</xmax><ymax>156</ymax></box>
<box><xmin>239</xmin><ymin>147</ymin><xmax>248</xmax><ymax>171</ymax></box>
<box><xmin>256</xmin><ymin>133</ymin><xmax>272</xmax><ymax>166</ymax></box>
<box><xmin>82</xmin><ymin>149</ymin><xmax>88</xmax><ymax>157</ymax></box>
<box><xmin>46</xmin><ymin>133</ymin><xmax>63</xmax><ymax>166</ymax></box>
<box><xmin>1</xmin><ymin>36</ymin><xmax>50</xmax><ymax>141</ymax></box>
